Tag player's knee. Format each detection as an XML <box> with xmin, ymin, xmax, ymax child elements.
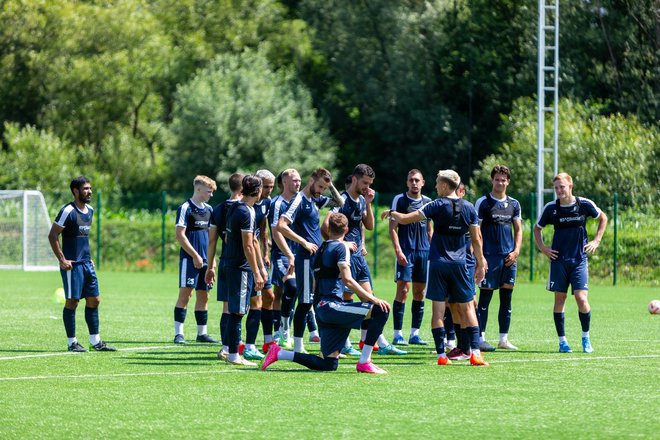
<box><xmin>324</xmin><ymin>357</ymin><xmax>339</xmax><ymax>371</ymax></box>
<box><xmin>86</xmin><ymin>297</ymin><xmax>99</xmax><ymax>308</ymax></box>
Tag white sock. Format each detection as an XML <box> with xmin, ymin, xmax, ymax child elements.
<box><xmin>197</xmin><ymin>325</ymin><xmax>207</xmax><ymax>336</ymax></box>
<box><xmin>265</xmin><ymin>335</ymin><xmax>273</xmax><ymax>344</ymax></box>
<box><xmin>294</xmin><ymin>337</ymin><xmax>304</xmax><ymax>352</ymax></box>
<box><xmin>410</xmin><ymin>328</ymin><xmax>420</xmax><ymax>338</ymax></box>
<box><xmin>559</xmin><ymin>336</ymin><xmax>567</xmax><ymax>342</ymax></box>
<box><xmin>393</xmin><ymin>329</ymin><xmax>402</xmax><ymax>338</ymax></box>
<box><xmin>222</xmin><ymin>345</ymin><xmax>228</xmax><ymax>352</ymax></box>
<box><xmin>174</xmin><ymin>321</ymin><xmax>184</xmax><ymax>336</ymax></box>
<box><xmin>89</xmin><ymin>334</ymin><xmax>100</xmax><ymax>346</ymax></box>
<box><xmin>582</xmin><ymin>331</ymin><xmax>589</xmax><ymax>338</ymax></box>
<box><xmin>446</xmin><ymin>338</ymin><xmax>455</xmax><ymax>346</ymax></box>
<box><xmin>480</xmin><ymin>332</ymin><xmax>485</xmax><ymax>343</ymax></box>
<box><xmin>246</xmin><ymin>344</ymin><xmax>256</xmax><ymax>351</ymax></box>
<box><xmin>281</xmin><ymin>317</ymin><xmax>290</xmax><ymax>332</ymax></box>
<box><xmin>359</xmin><ymin>345</ymin><xmax>374</xmax><ymax>363</ymax></box>
<box><xmin>472</xmin><ymin>348</ymin><xmax>481</xmax><ymax>356</ymax></box>
<box><xmin>278</xmin><ymin>349</ymin><xmax>295</xmax><ymax>361</ymax></box>
<box><xmin>377</xmin><ymin>334</ymin><xmax>389</xmax><ymax>347</ymax></box>
<box><xmin>437</xmin><ymin>353</ymin><xmax>447</xmax><ymax>359</ymax></box>
<box><xmin>67</xmin><ymin>337</ymin><xmax>77</xmax><ymax>346</ymax></box>
<box><xmin>361</xmin><ymin>329</ymin><xmax>367</xmax><ymax>341</ymax></box>
<box><xmin>500</xmin><ymin>333</ymin><xmax>508</xmax><ymax>343</ymax></box>
<box><xmin>228</xmin><ymin>352</ymin><xmax>240</xmax><ymax>362</ymax></box>
<box><xmin>310</xmin><ymin>330</ymin><xmax>319</xmax><ymax>338</ymax></box>
<box><xmin>344</xmin><ymin>337</ymin><xmax>352</xmax><ymax>348</ymax></box>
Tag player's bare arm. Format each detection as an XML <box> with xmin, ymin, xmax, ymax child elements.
<box><xmin>205</xmin><ymin>226</ymin><xmax>219</xmax><ymax>284</ymax></box>
<box><xmin>469</xmin><ymin>224</ymin><xmax>487</xmax><ymax>284</ymax></box>
<box><xmin>48</xmin><ymin>223</ymin><xmax>73</xmax><ymax>271</ymax></box>
<box><xmin>534</xmin><ymin>225</ymin><xmax>558</xmax><ymax>260</ymax></box>
<box><xmin>504</xmin><ymin>218</ymin><xmax>523</xmax><ymax>267</ymax></box>
<box><xmin>242</xmin><ymin>231</ymin><xmax>264</xmax><ymax>291</ymax></box>
<box><xmin>585</xmin><ymin>211</ymin><xmax>608</xmax><ymax>254</ymax></box>
<box><xmin>176</xmin><ymin>226</ymin><xmax>204</xmax><ymax>268</ymax></box>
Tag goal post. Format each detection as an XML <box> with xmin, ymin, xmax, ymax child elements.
<box><xmin>0</xmin><ymin>190</ymin><xmax>59</xmax><ymax>271</ymax></box>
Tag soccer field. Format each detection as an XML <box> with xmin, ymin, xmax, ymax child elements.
<box><xmin>0</xmin><ymin>271</ymin><xmax>658</xmax><ymax>439</ymax></box>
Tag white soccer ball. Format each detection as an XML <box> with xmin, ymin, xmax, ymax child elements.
<box><xmin>648</xmin><ymin>300</ymin><xmax>660</xmax><ymax>315</ymax></box>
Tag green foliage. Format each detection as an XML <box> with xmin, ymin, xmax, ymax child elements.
<box><xmin>168</xmin><ymin>50</ymin><xmax>336</xmax><ymax>188</ymax></box>
<box><xmin>472</xmin><ymin>98</ymin><xmax>659</xmax><ymax>210</ymax></box>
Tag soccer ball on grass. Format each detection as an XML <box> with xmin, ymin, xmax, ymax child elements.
<box><xmin>648</xmin><ymin>300</ymin><xmax>660</xmax><ymax>315</ymax></box>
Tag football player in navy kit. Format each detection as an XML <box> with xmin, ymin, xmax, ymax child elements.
<box><xmin>534</xmin><ymin>173</ymin><xmax>607</xmax><ymax>354</ymax></box>
<box><xmin>48</xmin><ymin>176</ymin><xmax>116</xmax><ymax>352</ymax></box>
<box><xmin>474</xmin><ymin>165</ymin><xmax>522</xmax><ymax>351</ymax></box>
<box><xmin>172</xmin><ymin>176</ymin><xmax>218</xmax><ymax>345</ymax></box>
<box><xmin>388</xmin><ymin>169</ymin><xmax>433</xmax><ymax>346</ymax></box>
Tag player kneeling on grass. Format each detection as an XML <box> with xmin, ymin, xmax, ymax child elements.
<box><xmin>261</xmin><ymin>213</ymin><xmax>391</xmax><ymax>374</ymax></box>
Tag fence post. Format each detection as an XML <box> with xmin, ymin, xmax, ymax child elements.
<box><xmin>96</xmin><ymin>190</ymin><xmax>101</xmax><ymax>270</ymax></box>
<box><xmin>613</xmin><ymin>192</ymin><xmax>618</xmax><ymax>286</ymax></box>
<box><xmin>373</xmin><ymin>191</ymin><xmax>378</xmax><ymax>278</ymax></box>
<box><xmin>161</xmin><ymin>191</ymin><xmax>167</xmax><ymax>272</ymax></box>
<box><xmin>529</xmin><ymin>192</ymin><xmax>535</xmax><ymax>282</ymax></box>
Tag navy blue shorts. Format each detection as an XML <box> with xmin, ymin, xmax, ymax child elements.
<box><xmin>294</xmin><ymin>254</ymin><xmax>314</xmax><ymax>304</ymax></box>
<box><xmin>547</xmin><ymin>259</ymin><xmax>589</xmax><ymax>294</ymax></box>
<box><xmin>60</xmin><ymin>261</ymin><xmax>99</xmax><ymax>300</ymax></box>
<box><xmin>395</xmin><ymin>249</ymin><xmax>429</xmax><ymax>283</ymax></box>
<box><xmin>224</xmin><ymin>266</ymin><xmax>254</xmax><ymax>314</ymax></box>
<box><xmin>316</xmin><ymin>300</ymin><xmax>372</xmax><ymax>357</ymax></box>
<box><xmin>179</xmin><ymin>257</ymin><xmax>212</xmax><ymax>291</ymax></box>
<box><xmin>425</xmin><ymin>261</ymin><xmax>474</xmax><ymax>303</ymax></box>
<box><xmin>480</xmin><ymin>255</ymin><xmax>517</xmax><ymax>289</ymax></box>
<box><xmin>216</xmin><ymin>261</ymin><xmax>228</xmax><ymax>301</ymax></box>
<box><xmin>269</xmin><ymin>255</ymin><xmax>291</xmax><ymax>287</ymax></box>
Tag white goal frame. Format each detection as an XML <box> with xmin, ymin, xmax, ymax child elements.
<box><xmin>0</xmin><ymin>190</ymin><xmax>59</xmax><ymax>271</ymax></box>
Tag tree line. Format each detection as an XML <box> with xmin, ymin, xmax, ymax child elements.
<box><xmin>0</xmin><ymin>0</ymin><xmax>657</xmax><ymax>208</ymax></box>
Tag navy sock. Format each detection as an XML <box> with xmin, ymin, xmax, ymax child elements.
<box><xmin>553</xmin><ymin>312</ymin><xmax>565</xmax><ymax>337</ymax></box>
<box><xmin>444</xmin><ymin>308</ymin><xmax>455</xmax><ymax>340</ymax></box>
<box><xmin>361</xmin><ymin>318</ymin><xmax>369</xmax><ymax>331</ymax></box>
<box><xmin>272</xmin><ymin>310</ymin><xmax>281</xmax><ymax>331</ymax></box>
<box><xmin>365</xmin><ymin>306</ymin><xmax>389</xmax><ymax>346</ymax></box>
<box><xmin>411</xmin><ymin>300</ymin><xmax>424</xmax><ymax>329</ymax></box>
<box><xmin>478</xmin><ymin>289</ymin><xmax>494</xmax><ymax>333</ymax></box>
<box><xmin>293</xmin><ymin>303</ymin><xmax>311</xmax><ymax>338</ymax></box>
<box><xmin>174</xmin><ymin>307</ymin><xmax>186</xmax><ymax>324</ymax></box>
<box><xmin>246</xmin><ymin>309</ymin><xmax>261</xmax><ymax>345</ymax></box>
<box><xmin>498</xmin><ymin>288</ymin><xmax>513</xmax><ymax>333</ymax></box>
<box><xmin>194</xmin><ymin>310</ymin><xmax>208</xmax><ymax>326</ymax></box>
<box><xmin>457</xmin><ymin>325</ymin><xmax>469</xmax><ymax>353</ymax></box>
<box><xmin>467</xmin><ymin>326</ymin><xmax>480</xmax><ymax>351</ymax></box>
<box><xmin>227</xmin><ymin>313</ymin><xmax>243</xmax><ymax>353</ymax></box>
<box><xmin>281</xmin><ymin>279</ymin><xmax>296</xmax><ymax>319</ymax></box>
<box><xmin>578</xmin><ymin>311</ymin><xmax>591</xmax><ymax>333</ymax></box>
<box><xmin>292</xmin><ymin>353</ymin><xmax>338</xmax><ymax>371</ymax></box>
<box><xmin>392</xmin><ymin>300</ymin><xmax>405</xmax><ymax>331</ymax></box>
<box><xmin>431</xmin><ymin>327</ymin><xmax>446</xmax><ymax>354</ymax></box>
<box><xmin>220</xmin><ymin>312</ymin><xmax>230</xmax><ymax>345</ymax></box>
<box><xmin>261</xmin><ymin>309</ymin><xmax>273</xmax><ymax>337</ymax></box>
<box><xmin>306</xmin><ymin>310</ymin><xmax>317</xmax><ymax>332</ymax></box>
<box><xmin>63</xmin><ymin>307</ymin><xmax>76</xmax><ymax>338</ymax></box>
<box><xmin>84</xmin><ymin>306</ymin><xmax>99</xmax><ymax>335</ymax></box>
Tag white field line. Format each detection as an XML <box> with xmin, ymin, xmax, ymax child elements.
<box><xmin>0</xmin><ymin>345</ymin><xmax>177</xmax><ymax>361</ymax></box>
<box><xmin>0</xmin><ymin>354</ymin><xmax>658</xmax><ymax>382</ymax></box>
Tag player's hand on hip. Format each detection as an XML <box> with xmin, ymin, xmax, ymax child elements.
<box><xmin>59</xmin><ymin>260</ymin><xmax>73</xmax><ymax>271</ymax></box>
<box><xmin>541</xmin><ymin>246</ymin><xmax>558</xmax><ymax>260</ymax></box>
<box><xmin>303</xmin><ymin>241</ymin><xmax>318</xmax><ymax>254</ymax></box>
<box><xmin>584</xmin><ymin>240</ymin><xmax>600</xmax><ymax>254</ymax></box>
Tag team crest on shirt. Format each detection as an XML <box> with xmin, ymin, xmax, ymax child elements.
<box><xmin>261</xmin><ymin>205</ymin><xmax>266</xmax><ymax>214</ymax></box>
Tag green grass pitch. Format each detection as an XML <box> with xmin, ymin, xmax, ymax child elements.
<box><xmin>0</xmin><ymin>270</ymin><xmax>658</xmax><ymax>439</ymax></box>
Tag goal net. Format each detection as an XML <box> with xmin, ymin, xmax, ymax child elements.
<box><xmin>0</xmin><ymin>190</ymin><xmax>58</xmax><ymax>271</ymax></box>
